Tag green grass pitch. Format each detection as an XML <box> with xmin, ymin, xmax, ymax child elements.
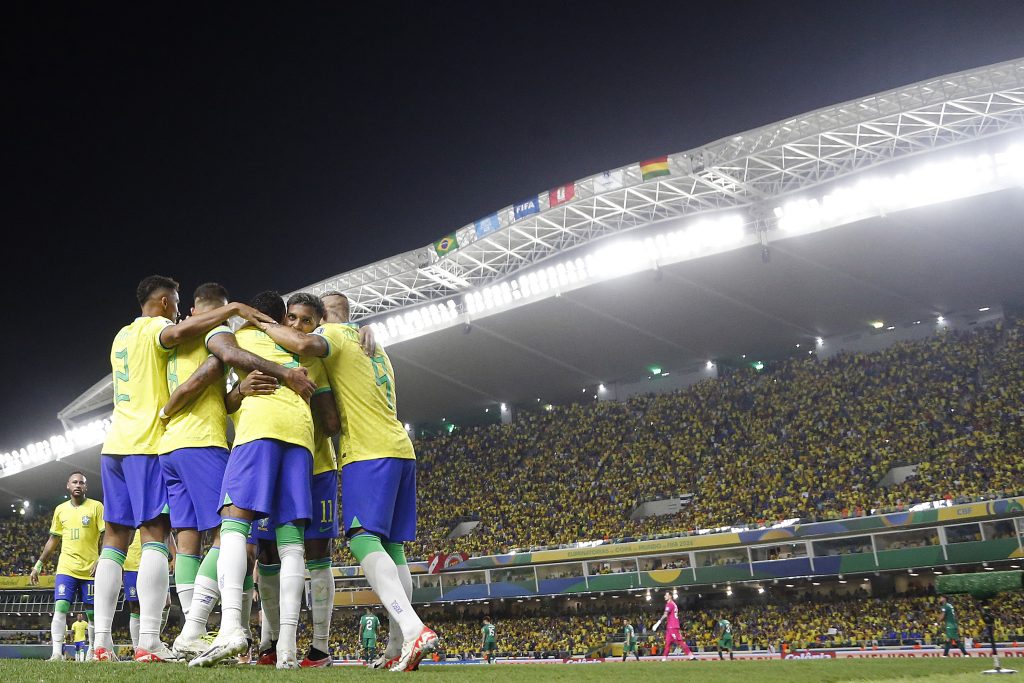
<box><xmin>0</xmin><ymin>657</ymin><xmax>1004</xmax><ymax>682</ymax></box>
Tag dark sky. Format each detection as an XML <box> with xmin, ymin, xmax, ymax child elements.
<box><xmin>4</xmin><ymin>1</ymin><xmax>1024</xmax><ymax>449</ymax></box>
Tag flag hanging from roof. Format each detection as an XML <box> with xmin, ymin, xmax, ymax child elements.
<box><xmin>513</xmin><ymin>196</ymin><xmax>540</xmax><ymax>221</ymax></box>
<box><xmin>433</xmin><ymin>233</ymin><xmax>459</xmax><ymax>256</ymax></box>
<box><xmin>640</xmin><ymin>156</ymin><xmax>671</xmax><ymax>181</ymax></box>
<box><xmin>549</xmin><ymin>182</ymin><xmax>575</xmax><ymax>207</ymax></box>
<box><xmin>593</xmin><ymin>169</ymin><xmax>624</xmax><ymax>192</ymax></box>
<box><xmin>474</xmin><ymin>213</ymin><xmax>502</xmax><ymax>239</ymax></box>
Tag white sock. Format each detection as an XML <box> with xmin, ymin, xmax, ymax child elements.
<box><xmin>216</xmin><ymin>527</ymin><xmax>248</xmax><ymax>635</ymax></box>
<box><xmin>129</xmin><ymin>613</ymin><xmax>140</xmax><ymax>648</ymax></box>
<box><xmin>93</xmin><ymin>556</ymin><xmax>123</xmax><ymax>650</ymax></box>
<box><xmin>179</xmin><ymin>574</ymin><xmax>219</xmax><ymax>641</ymax></box>
<box><xmin>176</xmin><ymin>585</ymin><xmax>193</xmax><ymax>620</ymax></box>
<box><xmin>87</xmin><ymin>621</ymin><xmax>94</xmax><ymax>654</ymax></box>
<box><xmin>241</xmin><ymin>586</ymin><xmax>254</xmax><ymax>638</ymax></box>
<box><xmin>308</xmin><ymin>565</ymin><xmax>334</xmax><ymax>653</ymax></box>
<box><xmin>50</xmin><ymin>610</ymin><xmax>65</xmax><ymax>658</ymax></box>
<box><xmin>137</xmin><ymin>545</ymin><xmax>169</xmax><ymax>651</ymax></box>
<box><xmin>276</xmin><ymin>543</ymin><xmax>305</xmax><ymax>662</ymax></box>
<box><xmin>361</xmin><ymin>551</ymin><xmax>424</xmax><ymax>642</ymax></box>
<box><xmin>258</xmin><ymin>568</ymin><xmax>280</xmax><ymax>650</ymax></box>
<box><xmin>384</xmin><ymin>563</ymin><xmax>414</xmax><ymax>656</ymax></box>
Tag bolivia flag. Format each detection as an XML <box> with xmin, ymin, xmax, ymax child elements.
<box><xmin>434</xmin><ymin>233</ymin><xmax>459</xmax><ymax>256</ymax></box>
<box><xmin>640</xmin><ymin>156</ymin><xmax>671</xmax><ymax>181</ymax></box>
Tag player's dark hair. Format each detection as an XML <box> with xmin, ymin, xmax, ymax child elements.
<box><xmin>193</xmin><ymin>282</ymin><xmax>230</xmax><ymax>306</ymax></box>
<box><xmin>250</xmin><ymin>290</ymin><xmax>286</xmax><ymax>323</ymax></box>
<box><xmin>483</xmin><ymin>615</ymin><xmax>491</xmax><ymax>622</ymax></box>
<box><xmin>136</xmin><ymin>275</ymin><xmax>179</xmax><ymax>307</ymax></box>
<box><xmin>67</xmin><ymin>471</ymin><xmax>85</xmax><ymax>482</ymax></box>
<box><xmin>287</xmin><ymin>292</ymin><xmax>325</xmax><ymax>321</ymax></box>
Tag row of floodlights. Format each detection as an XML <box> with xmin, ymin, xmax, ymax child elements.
<box><xmin>0</xmin><ymin>419</ymin><xmax>111</xmax><ymax>474</ymax></box>
<box><xmin>774</xmin><ymin>144</ymin><xmax>1024</xmax><ymax>232</ymax></box>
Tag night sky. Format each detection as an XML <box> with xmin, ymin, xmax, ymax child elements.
<box><xmin>4</xmin><ymin>1</ymin><xmax>1024</xmax><ymax>449</ymax></box>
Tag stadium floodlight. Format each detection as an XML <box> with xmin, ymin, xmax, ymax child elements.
<box><xmin>500</xmin><ymin>403</ymin><xmax>507</xmax><ymax>411</ymax></box>
<box><xmin>815</xmin><ymin>337</ymin><xmax>823</xmax><ymax>346</ymax></box>
<box><xmin>870</xmin><ymin>321</ymin><xmax>884</xmax><ymax>329</ymax></box>
<box><xmin>937</xmin><ymin>315</ymin><xmax>946</xmax><ymax>323</ymax></box>
<box><xmin>706</xmin><ymin>360</ymin><xmax>714</xmax><ymax>369</ymax></box>
<box><xmin>979</xmin><ymin>306</ymin><xmax>990</xmax><ymax>312</ymax></box>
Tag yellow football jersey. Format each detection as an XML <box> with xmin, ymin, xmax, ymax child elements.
<box><xmin>50</xmin><ymin>499</ymin><xmax>104</xmax><ymax>580</ymax></box>
<box><xmin>314</xmin><ymin>323</ymin><xmax>415</xmax><ymax>467</ymax></box>
<box><xmin>123</xmin><ymin>533</ymin><xmax>142</xmax><ymax>572</ymax></box>
<box><xmin>158</xmin><ymin>325</ymin><xmax>232</xmax><ymax>454</ymax></box>
<box><xmin>232</xmin><ymin>327</ymin><xmax>314</xmax><ymax>453</ymax></box>
<box><xmin>102</xmin><ymin>316</ymin><xmax>175</xmax><ymax>455</ymax></box>
<box><xmin>71</xmin><ymin>620</ymin><xmax>89</xmax><ymax>642</ymax></box>
<box><xmin>303</xmin><ymin>356</ymin><xmax>337</xmax><ymax>475</ymax></box>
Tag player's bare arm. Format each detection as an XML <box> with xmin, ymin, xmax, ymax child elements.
<box><xmin>161</xmin><ymin>355</ymin><xmax>225</xmax><ymax>419</ymax></box>
<box><xmin>311</xmin><ymin>391</ymin><xmax>340</xmax><ymax>437</ymax></box>
<box><xmin>224</xmin><ymin>371</ymin><xmax>278</xmax><ymax>414</ymax></box>
<box><xmin>29</xmin><ymin>534</ymin><xmax>61</xmax><ymax>585</ymax></box>
<box><xmin>159</xmin><ymin>302</ymin><xmax>274</xmax><ymax>349</ymax></box>
<box><xmin>207</xmin><ymin>332</ymin><xmax>316</xmax><ymax>400</ymax></box>
<box><xmin>258</xmin><ymin>322</ymin><xmax>328</xmax><ymax>358</ymax></box>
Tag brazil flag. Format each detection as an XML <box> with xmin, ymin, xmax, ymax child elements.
<box><xmin>434</xmin><ymin>233</ymin><xmax>459</xmax><ymax>256</ymax></box>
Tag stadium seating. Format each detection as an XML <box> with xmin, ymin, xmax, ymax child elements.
<box><xmin>6</xmin><ymin>319</ymin><xmax>1022</xmax><ymax>572</ymax></box>
<box><xmin>402</xmin><ymin>318</ymin><xmax>1024</xmax><ymax>561</ymax></box>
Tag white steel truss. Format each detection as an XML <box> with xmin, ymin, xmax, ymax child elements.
<box><xmin>301</xmin><ymin>57</ymin><xmax>1024</xmax><ymax>321</ymax></box>
<box><xmin>56</xmin><ymin>58</ymin><xmax>1024</xmax><ymax>428</ymax></box>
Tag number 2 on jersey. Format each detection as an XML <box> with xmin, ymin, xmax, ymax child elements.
<box><xmin>114</xmin><ymin>348</ymin><xmax>130</xmax><ymax>403</ymax></box>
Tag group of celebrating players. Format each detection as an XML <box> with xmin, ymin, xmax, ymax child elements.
<box><xmin>30</xmin><ymin>275</ymin><xmax>436</xmax><ymax>670</ymax></box>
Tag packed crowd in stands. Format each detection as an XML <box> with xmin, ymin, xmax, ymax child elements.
<box><xmin>405</xmin><ymin>318</ymin><xmax>1024</xmax><ymax>561</ymax></box>
<box><xmin>0</xmin><ymin>320</ymin><xmax>1021</xmax><ymax>572</ymax></box>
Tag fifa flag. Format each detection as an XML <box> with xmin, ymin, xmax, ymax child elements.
<box><xmin>513</xmin><ymin>196</ymin><xmax>540</xmax><ymax>221</ymax></box>
<box><xmin>434</xmin><ymin>233</ymin><xmax>459</xmax><ymax>256</ymax></box>
<box><xmin>549</xmin><ymin>182</ymin><xmax>575</xmax><ymax>207</ymax></box>
<box><xmin>640</xmin><ymin>156</ymin><xmax>671</xmax><ymax>181</ymax></box>
<box><xmin>474</xmin><ymin>213</ymin><xmax>502</xmax><ymax>239</ymax></box>
<box><xmin>593</xmin><ymin>169</ymin><xmax>624</xmax><ymax>193</ymax></box>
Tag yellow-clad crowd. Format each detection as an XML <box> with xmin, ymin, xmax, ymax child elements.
<box><xmin>401</xmin><ymin>319</ymin><xmax>1024</xmax><ymax>561</ymax></box>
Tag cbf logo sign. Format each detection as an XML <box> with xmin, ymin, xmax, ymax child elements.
<box><xmin>81</xmin><ymin>515</ymin><xmax>92</xmax><ymax>527</ymax></box>
<box><xmin>129</xmin><ymin>587</ymin><xmax>137</xmax><ymax>598</ymax></box>
<box><xmin>58</xmin><ymin>584</ymin><xmax>67</xmax><ymax>596</ymax></box>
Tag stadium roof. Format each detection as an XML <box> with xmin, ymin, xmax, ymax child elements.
<box><xmin>3</xmin><ymin>57</ymin><xmax>1024</xmax><ymax>502</ymax></box>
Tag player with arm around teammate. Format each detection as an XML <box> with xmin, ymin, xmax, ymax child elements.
<box><xmin>93</xmin><ymin>275</ymin><xmax>276</xmax><ymax>662</ymax></box>
<box><xmin>258</xmin><ymin>291</ymin><xmax>437</xmax><ymax>672</ymax></box>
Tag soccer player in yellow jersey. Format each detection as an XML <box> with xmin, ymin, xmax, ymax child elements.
<box><xmin>259</xmin><ymin>290</ymin><xmax>437</xmax><ymax>672</ymax></box>
<box><xmin>94</xmin><ymin>274</ymin><xmax>303</xmax><ymax>663</ymax></box>
<box><xmin>30</xmin><ymin>471</ymin><xmax>103</xmax><ymax>661</ymax></box>
<box><xmin>192</xmin><ymin>291</ymin><xmax>324</xmax><ymax>669</ymax></box>
<box><xmin>71</xmin><ymin>614</ymin><xmax>89</xmax><ymax>662</ymax></box>
<box><xmin>144</xmin><ymin>282</ymin><xmax>313</xmax><ymax>660</ymax></box>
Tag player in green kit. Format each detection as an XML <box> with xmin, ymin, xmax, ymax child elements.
<box><xmin>481</xmin><ymin>616</ymin><xmax>497</xmax><ymax>664</ymax></box>
<box><xmin>622</xmin><ymin>618</ymin><xmax>640</xmax><ymax>661</ymax></box>
<box><xmin>939</xmin><ymin>595</ymin><xmax>969</xmax><ymax>657</ymax></box>
<box><xmin>717</xmin><ymin>616</ymin><xmax>734</xmax><ymax>660</ymax></box>
<box><xmin>359</xmin><ymin>608</ymin><xmax>381</xmax><ymax>663</ymax></box>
